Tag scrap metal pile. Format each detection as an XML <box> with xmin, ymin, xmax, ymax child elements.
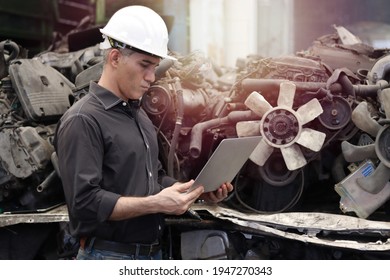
<box><xmin>143</xmin><ymin>26</ymin><xmax>390</xmax><ymax>220</ymax></box>
<box><xmin>1</xmin><ymin>26</ymin><xmax>390</xmax><ymax>258</ymax></box>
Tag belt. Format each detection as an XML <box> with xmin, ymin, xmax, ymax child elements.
<box><xmin>80</xmin><ymin>237</ymin><xmax>161</xmax><ymax>256</ymax></box>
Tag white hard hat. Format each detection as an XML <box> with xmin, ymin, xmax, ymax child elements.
<box><xmin>99</xmin><ymin>5</ymin><xmax>176</xmax><ymax>60</ymax></box>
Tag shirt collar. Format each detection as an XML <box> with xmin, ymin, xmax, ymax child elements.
<box><xmin>89</xmin><ymin>81</ymin><xmax>126</xmax><ymax>110</ymax></box>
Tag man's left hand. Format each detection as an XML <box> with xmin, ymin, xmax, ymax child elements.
<box><xmin>199</xmin><ymin>182</ymin><xmax>233</xmax><ymax>203</ymax></box>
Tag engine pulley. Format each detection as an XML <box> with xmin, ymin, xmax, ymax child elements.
<box><xmin>318</xmin><ymin>96</ymin><xmax>351</xmax><ymax>130</ymax></box>
<box><xmin>142</xmin><ymin>85</ymin><xmax>172</xmax><ymax>116</ymax></box>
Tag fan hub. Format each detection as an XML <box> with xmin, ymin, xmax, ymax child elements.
<box><xmin>261</xmin><ymin>108</ymin><xmax>300</xmax><ymax>147</ymax></box>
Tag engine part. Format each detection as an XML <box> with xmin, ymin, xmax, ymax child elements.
<box><xmin>367</xmin><ymin>54</ymin><xmax>390</xmax><ymax>84</ymax></box>
<box><xmin>181</xmin><ymin>230</ymin><xmax>233</xmax><ymax>260</ymax></box>
<box><xmin>15</xmin><ymin>127</ymin><xmax>54</xmax><ymax>170</ymax></box>
<box><xmin>74</xmin><ymin>61</ymin><xmax>103</xmax><ymax>89</ymax></box>
<box><xmin>351</xmin><ymin>101</ymin><xmax>382</xmax><ymax>137</ymax></box>
<box><xmin>155</xmin><ymin>58</ymin><xmax>174</xmax><ymax>80</ymax></box>
<box><xmin>143</xmin><ymin>84</ymin><xmax>173</xmax><ymax>116</ymax></box>
<box><xmin>342</xmin><ymin>89</ymin><xmax>390</xmax><ymax>195</ymax></box>
<box><xmin>258</xmin><ymin>152</ymin><xmax>300</xmax><ymax>187</ymax></box>
<box><xmin>0</xmin><ymin>129</ymin><xmax>38</xmax><ymax>179</ymax></box>
<box><xmin>335</xmin><ymin>160</ymin><xmax>390</xmax><ymax>219</ymax></box>
<box><xmin>240</xmin><ymin>55</ymin><xmax>330</xmax><ymax>106</ymax></box>
<box><xmin>302</xmin><ymin>29</ymin><xmax>378</xmax><ymax>75</ymax></box>
<box><xmin>376</xmin><ymin>125</ymin><xmax>390</xmax><ymax>167</ymax></box>
<box><xmin>255</xmin><ymin>56</ymin><xmax>329</xmax><ymax>83</ymax></box>
<box><xmin>0</xmin><ymin>40</ymin><xmax>20</xmax><ymax>79</ymax></box>
<box><xmin>233</xmin><ymin>162</ymin><xmax>305</xmax><ymax>213</ymax></box>
<box><xmin>0</xmin><ymin>125</ymin><xmax>54</xmax><ymax>179</ymax></box>
<box><xmin>318</xmin><ymin>96</ymin><xmax>352</xmax><ymax>130</ymax></box>
<box><xmin>334</xmin><ymin>25</ymin><xmax>362</xmax><ymax>45</ymax></box>
<box><xmin>8</xmin><ymin>59</ymin><xmax>73</xmax><ymax>122</ymax></box>
<box><xmin>36</xmin><ymin>170</ymin><xmax>58</xmax><ymax>193</ymax></box>
<box><xmin>237</xmin><ymin>82</ymin><xmax>326</xmax><ymax>170</ymax></box>
<box><xmin>189</xmin><ymin>110</ymin><xmax>257</xmax><ymax>158</ymax></box>
<box><xmin>241</xmin><ymin>78</ymin><xmax>342</xmax><ymax>97</ymax></box>
<box><xmin>36</xmin><ymin>45</ymin><xmax>103</xmax><ymax>83</ymax></box>
<box><xmin>143</xmin><ymin>83</ymin><xmax>209</xmax><ymax>125</ymax></box>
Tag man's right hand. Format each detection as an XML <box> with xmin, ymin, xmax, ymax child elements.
<box><xmin>109</xmin><ymin>180</ymin><xmax>204</xmax><ymax>221</ymax></box>
<box><xmin>155</xmin><ymin>180</ymin><xmax>204</xmax><ymax>215</ymax></box>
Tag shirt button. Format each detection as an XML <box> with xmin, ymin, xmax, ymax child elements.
<box><xmin>122</xmin><ymin>102</ymin><xmax>127</xmax><ymax>106</ymax></box>
<box><xmin>149</xmin><ymin>172</ymin><xmax>152</xmax><ymax>177</ymax></box>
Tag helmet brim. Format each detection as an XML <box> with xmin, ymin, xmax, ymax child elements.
<box><xmin>99</xmin><ymin>34</ymin><xmax>177</xmax><ymax>61</ymax></box>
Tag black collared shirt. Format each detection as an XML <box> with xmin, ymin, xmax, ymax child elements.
<box><xmin>54</xmin><ymin>82</ymin><xmax>176</xmax><ymax>243</ymax></box>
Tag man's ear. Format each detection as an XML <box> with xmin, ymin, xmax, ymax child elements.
<box><xmin>108</xmin><ymin>49</ymin><xmax>121</xmax><ymax>67</ymax></box>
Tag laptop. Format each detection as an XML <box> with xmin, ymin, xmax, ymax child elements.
<box><xmin>188</xmin><ymin>136</ymin><xmax>262</xmax><ymax>193</ymax></box>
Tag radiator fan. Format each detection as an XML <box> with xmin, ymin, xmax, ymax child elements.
<box><xmin>236</xmin><ymin>82</ymin><xmax>326</xmax><ymax>171</ymax></box>
<box><xmin>341</xmin><ymin>88</ymin><xmax>390</xmax><ymax>194</ymax></box>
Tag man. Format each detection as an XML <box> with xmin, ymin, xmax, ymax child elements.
<box><xmin>54</xmin><ymin>5</ymin><xmax>232</xmax><ymax>260</ymax></box>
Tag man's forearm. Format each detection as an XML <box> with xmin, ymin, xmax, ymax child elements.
<box><xmin>109</xmin><ymin>195</ymin><xmax>159</xmax><ymax>221</ymax></box>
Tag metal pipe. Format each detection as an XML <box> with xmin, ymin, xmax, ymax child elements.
<box><xmin>353</xmin><ymin>80</ymin><xmax>389</xmax><ymax>98</ymax></box>
<box><xmin>36</xmin><ymin>170</ymin><xmax>58</xmax><ymax>193</ymax></box>
<box><xmin>241</xmin><ymin>78</ymin><xmax>343</xmax><ymax>93</ymax></box>
<box><xmin>189</xmin><ymin>110</ymin><xmax>257</xmax><ymax>158</ymax></box>
<box><xmin>155</xmin><ymin>58</ymin><xmax>174</xmax><ymax>80</ymax></box>
<box><xmin>167</xmin><ymin>78</ymin><xmax>184</xmax><ymax>176</ymax></box>
<box><xmin>367</xmin><ymin>54</ymin><xmax>390</xmax><ymax>84</ymax></box>
<box><xmin>0</xmin><ymin>40</ymin><xmax>20</xmax><ymax>63</ymax></box>
<box><xmin>242</xmin><ymin>77</ymin><xmax>388</xmax><ymax>98</ymax></box>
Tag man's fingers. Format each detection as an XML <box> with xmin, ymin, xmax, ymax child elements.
<box><xmin>207</xmin><ymin>190</ymin><xmax>219</xmax><ymax>202</ymax></box>
<box><xmin>225</xmin><ymin>182</ymin><xmax>234</xmax><ymax>192</ymax></box>
<box><xmin>172</xmin><ymin>180</ymin><xmax>204</xmax><ymax>200</ymax></box>
<box><xmin>174</xmin><ymin>180</ymin><xmax>194</xmax><ymax>192</ymax></box>
<box><xmin>187</xmin><ymin>184</ymin><xmax>204</xmax><ymax>199</ymax></box>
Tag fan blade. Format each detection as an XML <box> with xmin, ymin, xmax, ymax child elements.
<box><xmin>357</xmin><ymin>163</ymin><xmax>390</xmax><ymax>194</ymax></box>
<box><xmin>249</xmin><ymin>138</ymin><xmax>274</xmax><ymax>166</ymax></box>
<box><xmin>341</xmin><ymin>141</ymin><xmax>376</xmax><ymax>162</ymax></box>
<box><xmin>375</xmin><ymin>125</ymin><xmax>390</xmax><ymax>168</ymax></box>
<box><xmin>351</xmin><ymin>101</ymin><xmax>381</xmax><ymax>137</ymax></box>
<box><xmin>280</xmin><ymin>144</ymin><xmax>307</xmax><ymax>170</ymax></box>
<box><xmin>236</xmin><ymin>121</ymin><xmax>261</xmax><ymax>137</ymax></box>
<box><xmin>244</xmin><ymin>91</ymin><xmax>272</xmax><ymax>117</ymax></box>
<box><xmin>296</xmin><ymin>128</ymin><xmax>326</xmax><ymax>152</ymax></box>
<box><xmin>379</xmin><ymin>88</ymin><xmax>390</xmax><ymax>119</ymax></box>
<box><xmin>277</xmin><ymin>82</ymin><xmax>296</xmax><ymax>108</ymax></box>
<box><xmin>296</xmin><ymin>98</ymin><xmax>323</xmax><ymax>125</ymax></box>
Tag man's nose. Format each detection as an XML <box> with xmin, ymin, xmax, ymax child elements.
<box><xmin>145</xmin><ymin>69</ymin><xmax>156</xmax><ymax>83</ymax></box>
